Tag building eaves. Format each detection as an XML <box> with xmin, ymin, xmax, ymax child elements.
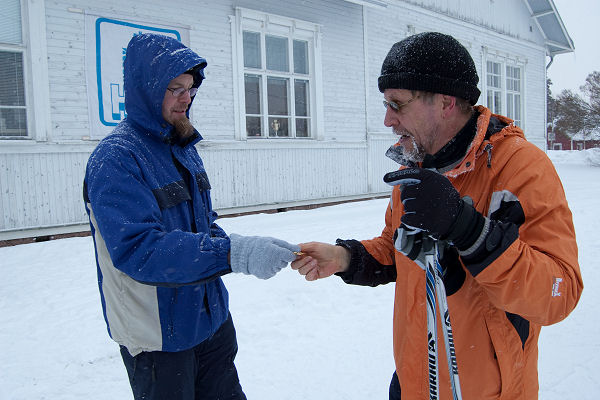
<box><xmin>523</xmin><ymin>0</ymin><xmax>574</xmax><ymax>56</ymax></box>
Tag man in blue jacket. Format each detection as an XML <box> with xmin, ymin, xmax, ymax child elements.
<box><xmin>84</xmin><ymin>33</ymin><xmax>299</xmax><ymax>400</ymax></box>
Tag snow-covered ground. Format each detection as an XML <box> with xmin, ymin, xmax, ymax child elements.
<box><xmin>1</xmin><ymin>149</ymin><xmax>598</xmax><ymax>399</ymax></box>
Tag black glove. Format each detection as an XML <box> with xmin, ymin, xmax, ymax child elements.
<box><xmin>384</xmin><ymin>168</ymin><xmax>485</xmax><ymax>250</ymax></box>
<box><xmin>393</xmin><ymin>227</ymin><xmax>466</xmax><ymax>295</ymax></box>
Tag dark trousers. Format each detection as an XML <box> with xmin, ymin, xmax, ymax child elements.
<box><xmin>120</xmin><ymin>314</ymin><xmax>246</xmax><ymax>400</ymax></box>
<box><xmin>389</xmin><ymin>371</ymin><xmax>401</xmax><ymax>400</ymax></box>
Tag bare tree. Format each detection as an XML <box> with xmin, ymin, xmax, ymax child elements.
<box><xmin>552</xmin><ymin>71</ymin><xmax>600</xmax><ymax>148</ymax></box>
<box><xmin>581</xmin><ymin>71</ymin><xmax>600</xmax><ymax>127</ymax></box>
<box><xmin>554</xmin><ymin>89</ymin><xmax>588</xmax><ymax>135</ymax></box>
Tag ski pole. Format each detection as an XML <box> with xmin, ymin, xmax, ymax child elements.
<box><xmin>397</xmin><ymin>230</ymin><xmax>462</xmax><ymax>399</ymax></box>
<box><xmin>423</xmin><ymin>238</ymin><xmax>439</xmax><ymax>400</ymax></box>
<box><xmin>432</xmin><ymin>241</ymin><xmax>463</xmax><ymax>400</ymax></box>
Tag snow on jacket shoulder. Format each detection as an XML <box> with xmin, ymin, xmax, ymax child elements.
<box><xmin>362</xmin><ymin>106</ymin><xmax>583</xmax><ymax>399</ymax></box>
<box><xmin>84</xmin><ymin>34</ymin><xmax>231</xmax><ymax>356</ymax></box>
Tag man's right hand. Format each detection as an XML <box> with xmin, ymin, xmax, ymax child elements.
<box><xmin>291</xmin><ymin>242</ymin><xmax>350</xmax><ymax>281</ymax></box>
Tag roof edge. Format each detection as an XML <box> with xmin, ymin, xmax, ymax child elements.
<box><xmin>523</xmin><ymin>0</ymin><xmax>574</xmax><ymax>56</ymax></box>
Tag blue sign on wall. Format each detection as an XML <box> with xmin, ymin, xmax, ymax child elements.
<box><xmin>86</xmin><ymin>16</ymin><xmax>183</xmax><ymax>137</ymax></box>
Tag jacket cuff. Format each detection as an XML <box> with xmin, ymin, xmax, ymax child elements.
<box><xmin>457</xmin><ymin>217</ymin><xmax>491</xmax><ymax>257</ymax></box>
<box><xmin>334</xmin><ymin>239</ymin><xmax>397</xmax><ymax>287</ymax></box>
<box><xmin>334</xmin><ymin>239</ymin><xmax>364</xmax><ymax>284</ymax></box>
<box><xmin>459</xmin><ymin>220</ymin><xmax>519</xmax><ymax>277</ymax></box>
<box><xmin>446</xmin><ymin>200</ymin><xmax>486</xmax><ymax>251</ymax></box>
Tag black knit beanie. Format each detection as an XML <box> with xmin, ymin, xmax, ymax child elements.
<box><xmin>378</xmin><ymin>32</ymin><xmax>481</xmax><ymax>105</ymax></box>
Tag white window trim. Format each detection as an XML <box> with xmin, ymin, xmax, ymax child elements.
<box><xmin>481</xmin><ymin>47</ymin><xmax>526</xmax><ymax>130</ymax></box>
<box><xmin>230</xmin><ymin>7</ymin><xmax>324</xmax><ymax>140</ymax></box>
<box><xmin>485</xmin><ymin>59</ymin><xmax>502</xmax><ymax>113</ymax></box>
<box><xmin>25</xmin><ymin>0</ymin><xmax>52</xmax><ymax>142</ymax></box>
<box><xmin>1</xmin><ymin>0</ymin><xmax>51</xmax><ymax>142</ymax></box>
<box><xmin>505</xmin><ymin>64</ymin><xmax>522</xmax><ymax>126</ymax></box>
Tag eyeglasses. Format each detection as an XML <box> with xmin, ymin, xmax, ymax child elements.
<box><xmin>383</xmin><ymin>95</ymin><xmax>419</xmax><ymax>112</ymax></box>
<box><xmin>166</xmin><ymin>87</ymin><xmax>198</xmax><ymax>98</ymax></box>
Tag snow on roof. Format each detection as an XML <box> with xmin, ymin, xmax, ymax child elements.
<box><xmin>571</xmin><ymin>126</ymin><xmax>600</xmax><ymax>140</ymax></box>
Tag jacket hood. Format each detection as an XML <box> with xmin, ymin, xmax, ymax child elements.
<box><xmin>123</xmin><ymin>33</ymin><xmax>207</xmax><ymax>141</ymax></box>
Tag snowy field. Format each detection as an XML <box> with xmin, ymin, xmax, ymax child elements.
<box><xmin>1</xmin><ymin>149</ymin><xmax>598</xmax><ymax>399</ymax></box>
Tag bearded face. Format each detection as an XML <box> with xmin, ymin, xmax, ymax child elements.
<box><xmin>162</xmin><ymin>74</ymin><xmax>195</xmax><ymax>139</ymax></box>
<box><xmin>173</xmin><ymin>116</ymin><xmax>195</xmax><ymax>139</ymax></box>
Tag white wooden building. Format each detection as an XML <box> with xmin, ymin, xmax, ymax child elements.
<box><xmin>0</xmin><ymin>0</ymin><xmax>574</xmax><ymax>240</ymax></box>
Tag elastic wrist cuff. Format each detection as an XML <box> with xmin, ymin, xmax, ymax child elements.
<box><xmin>334</xmin><ymin>239</ymin><xmax>361</xmax><ymax>281</ymax></box>
<box><xmin>446</xmin><ymin>200</ymin><xmax>483</xmax><ymax>249</ymax></box>
<box><xmin>458</xmin><ymin>217</ymin><xmax>490</xmax><ymax>257</ymax></box>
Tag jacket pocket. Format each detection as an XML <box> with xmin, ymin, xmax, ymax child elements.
<box><xmin>195</xmin><ymin>171</ymin><xmax>211</xmax><ymax>191</ymax></box>
<box><xmin>483</xmin><ymin>308</ymin><xmax>525</xmax><ymax>398</ymax></box>
<box><xmin>152</xmin><ymin>180</ymin><xmax>191</xmax><ymax>209</ymax></box>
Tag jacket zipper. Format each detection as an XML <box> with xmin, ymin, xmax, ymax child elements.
<box><xmin>484</xmin><ymin>143</ymin><xmax>494</xmax><ymax>168</ymax></box>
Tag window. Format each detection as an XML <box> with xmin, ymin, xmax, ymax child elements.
<box><xmin>243</xmin><ymin>31</ymin><xmax>310</xmax><ymax>138</ymax></box>
<box><xmin>234</xmin><ymin>8</ymin><xmax>321</xmax><ymax>139</ymax></box>
<box><xmin>485</xmin><ymin>57</ymin><xmax>524</xmax><ymax>127</ymax></box>
<box><xmin>0</xmin><ymin>0</ymin><xmax>27</xmax><ymax>138</ymax></box>
<box><xmin>505</xmin><ymin>66</ymin><xmax>521</xmax><ymax>126</ymax></box>
<box><xmin>486</xmin><ymin>61</ymin><xmax>502</xmax><ymax>114</ymax></box>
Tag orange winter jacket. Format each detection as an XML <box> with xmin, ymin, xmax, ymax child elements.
<box><xmin>361</xmin><ymin>106</ymin><xmax>583</xmax><ymax>399</ymax></box>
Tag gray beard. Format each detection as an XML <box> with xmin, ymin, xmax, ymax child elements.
<box><xmin>393</xmin><ymin>131</ymin><xmax>426</xmax><ymax>164</ymax></box>
<box><xmin>400</xmin><ymin>137</ymin><xmax>426</xmax><ymax>164</ymax></box>
<box><xmin>173</xmin><ymin>117</ymin><xmax>195</xmax><ymax>139</ymax></box>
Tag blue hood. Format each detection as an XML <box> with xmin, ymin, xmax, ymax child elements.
<box><xmin>123</xmin><ymin>33</ymin><xmax>207</xmax><ymax>141</ymax></box>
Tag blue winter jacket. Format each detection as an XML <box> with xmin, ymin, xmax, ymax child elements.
<box><xmin>84</xmin><ymin>33</ymin><xmax>231</xmax><ymax>356</ymax></box>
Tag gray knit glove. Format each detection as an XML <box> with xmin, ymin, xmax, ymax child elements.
<box><xmin>229</xmin><ymin>234</ymin><xmax>300</xmax><ymax>279</ymax></box>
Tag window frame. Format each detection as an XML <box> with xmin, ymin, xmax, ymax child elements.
<box><xmin>485</xmin><ymin>60</ymin><xmax>502</xmax><ymax>115</ymax></box>
<box><xmin>0</xmin><ymin>0</ymin><xmax>28</xmax><ymax>139</ymax></box>
<box><xmin>505</xmin><ymin>65</ymin><xmax>522</xmax><ymax>127</ymax></box>
<box><xmin>231</xmin><ymin>7</ymin><xmax>323</xmax><ymax>140</ymax></box>
<box><xmin>483</xmin><ymin>52</ymin><xmax>525</xmax><ymax>129</ymax></box>
<box><xmin>0</xmin><ymin>47</ymin><xmax>27</xmax><ymax>138</ymax></box>
<box><xmin>0</xmin><ymin>0</ymin><xmax>51</xmax><ymax>141</ymax></box>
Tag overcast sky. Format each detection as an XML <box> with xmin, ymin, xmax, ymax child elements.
<box><xmin>547</xmin><ymin>0</ymin><xmax>600</xmax><ymax>96</ymax></box>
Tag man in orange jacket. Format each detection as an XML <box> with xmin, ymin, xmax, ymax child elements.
<box><xmin>292</xmin><ymin>32</ymin><xmax>583</xmax><ymax>399</ymax></box>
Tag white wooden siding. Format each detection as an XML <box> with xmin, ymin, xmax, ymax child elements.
<box><xmin>45</xmin><ymin>5</ymin><xmax>88</xmax><ymax>142</ymax></box>
<box><xmin>200</xmin><ymin>142</ymin><xmax>369</xmax><ymax>211</ymax></box>
<box><xmin>367</xmin><ymin>133</ymin><xmax>398</xmax><ymax>193</ymax></box>
<box><xmin>0</xmin><ymin>148</ymin><xmax>89</xmax><ymax>232</ymax></box>
<box><xmin>399</xmin><ymin>0</ymin><xmax>546</xmax><ymax>44</ymax></box>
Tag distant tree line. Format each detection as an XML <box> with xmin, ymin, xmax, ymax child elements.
<box><xmin>548</xmin><ymin>71</ymin><xmax>600</xmax><ymax>142</ymax></box>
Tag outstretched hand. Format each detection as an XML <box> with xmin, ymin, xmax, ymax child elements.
<box><xmin>291</xmin><ymin>242</ymin><xmax>350</xmax><ymax>281</ymax></box>
<box><xmin>229</xmin><ymin>234</ymin><xmax>300</xmax><ymax>279</ymax></box>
